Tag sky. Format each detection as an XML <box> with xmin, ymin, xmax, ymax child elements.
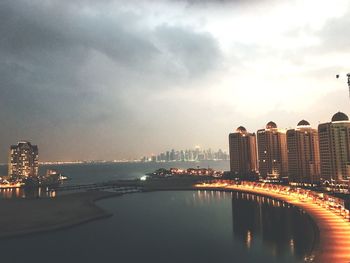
<box><xmin>0</xmin><ymin>0</ymin><xmax>350</xmax><ymax>162</ymax></box>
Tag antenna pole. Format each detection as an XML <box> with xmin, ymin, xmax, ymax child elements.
<box><xmin>336</xmin><ymin>73</ymin><xmax>350</xmax><ymax>99</ymax></box>
<box><xmin>347</xmin><ymin>73</ymin><xmax>350</xmax><ymax>99</ymax></box>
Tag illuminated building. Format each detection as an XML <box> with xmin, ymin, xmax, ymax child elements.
<box><xmin>318</xmin><ymin>112</ymin><xmax>350</xmax><ymax>183</ymax></box>
<box><xmin>257</xmin><ymin>121</ymin><xmax>288</xmax><ymax>179</ymax></box>
<box><xmin>8</xmin><ymin>141</ymin><xmax>39</xmax><ymax>180</ymax></box>
<box><xmin>229</xmin><ymin>126</ymin><xmax>258</xmax><ymax>177</ymax></box>
<box><xmin>153</xmin><ymin>148</ymin><xmax>228</xmax><ymax>162</ymax></box>
<box><xmin>287</xmin><ymin>120</ymin><xmax>320</xmax><ymax>185</ymax></box>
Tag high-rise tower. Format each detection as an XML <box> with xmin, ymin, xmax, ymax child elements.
<box><xmin>257</xmin><ymin>121</ymin><xmax>288</xmax><ymax>180</ymax></box>
<box><xmin>229</xmin><ymin>126</ymin><xmax>258</xmax><ymax>177</ymax></box>
<box><xmin>287</xmin><ymin>120</ymin><xmax>320</xmax><ymax>185</ymax></box>
<box><xmin>318</xmin><ymin>112</ymin><xmax>350</xmax><ymax>184</ymax></box>
<box><xmin>8</xmin><ymin>141</ymin><xmax>39</xmax><ymax>180</ymax></box>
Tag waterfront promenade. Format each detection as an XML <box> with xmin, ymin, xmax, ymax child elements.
<box><xmin>1</xmin><ymin>178</ymin><xmax>350</xmax><ymax>262</ymax></box>
<box><xmin>195</xmin><ymin>182</ymin><xmax>350</xmax><ymax>262</ymax></box>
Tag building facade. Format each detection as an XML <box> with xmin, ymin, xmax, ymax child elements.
<box><xmin>229</xmin><ymin>126</ymin><xmax>258</xmax><ymax>177</ymax></box>
<box><xmin>287</xmin><ymin>120</ymin><xmax>320</xmax><ymax>185</ymax></box>
<box><xmin>318</xmin><ymin>112</ymin><xmax>350</xmax><ymax>184</ymax></box>
<box><xmin>8</xmin><ymin>141</ymin><xmax>39</xmax><ymax>180</ymax></box>
<box><xmin>257</xmin><ymin>121</ymin><xmax>288</xmax><ymax>179</ymax></box>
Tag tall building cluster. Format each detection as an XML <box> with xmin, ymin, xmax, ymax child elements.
<box><xmin>229</xmin><ymin>112</ymin><xmax>350</xmax><ymax>185</ymax></box>
<box><xmin>141</xmin><ymin>147</ymin><xmax>229</xmax><ymax>163</ymax></box>
<box><xmin>8</xmin><ymin>141</ymin><xmax>38</xmax><ymax>180</ymax></box>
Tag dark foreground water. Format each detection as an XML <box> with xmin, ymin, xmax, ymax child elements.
<box><xmin>0</xmin><ymin>191</ymin><xmax>315</xmax><ymax>263</ymax></box>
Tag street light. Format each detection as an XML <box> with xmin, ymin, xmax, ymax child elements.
<box><xmin>336</xmin><ymin>73</ymin><xmax>350</xmax><ymax>98</ymax></box>
<box><xmin>336</xmin><ymin>73</ymin><xmax>350</xmax><ymax>192</ymax></box>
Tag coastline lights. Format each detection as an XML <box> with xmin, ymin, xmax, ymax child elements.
<box><xmin>195</xmin><ymin>180</ymin><xmax>350</xmax><ymax>262</ymax></box>
<box><xmin>0</xmin><ymin>182</ymin><xmax>23</xmax><ymax>189</ymax></box>
<box><xmin>140</xmin><ymin>175</ymin><xmax>149</xmax><ymax>181</ymax></box>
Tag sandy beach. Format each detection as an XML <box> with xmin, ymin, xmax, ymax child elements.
<box><xmin>0</xmin><ymin>178</ymin><xmax>200</xmax><ymax>239</ymax></box>
<box><xmin>0</xmin><ymin>191</ymin><xmax>120</xmax><ymax>239</ymax></box>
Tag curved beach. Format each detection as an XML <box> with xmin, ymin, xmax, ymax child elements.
<box><xmin>195</xmin><ymin>184</ymin><xmax>350</xmax><ymax>262</ymax></box>
<box><xmin>1</xmin><ymin>180</ymin><xmax>349</xmax><ymax>262</ymax></box>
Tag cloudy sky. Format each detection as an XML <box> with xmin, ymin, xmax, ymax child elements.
<box><xmin>1</xmin><ymin>0</ymin><xmax>350</xmax><ymax>162</ymax></box>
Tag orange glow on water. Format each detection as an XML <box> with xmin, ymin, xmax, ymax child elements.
<box><xmin>246</xmin><ymin>230</ymin><xmax>252</xmax><ymax>249</ymax></box>
<box><xmin>195</xmin><ymin>181</ymin><xmax>350</xmax><ymax>262</ymax></box>
<box><xmin>0</xmin><ymin>183</ymin><xmax>22</xmax><ymax>189</ymax></box>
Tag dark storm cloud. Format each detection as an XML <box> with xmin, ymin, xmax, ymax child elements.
<box><xmin>0</xmin><ymin>0</ymin><xmax>221</xmax><ymax>84</ymax></box>
<box><xmin>0</xmin><ymin>1</ymin><xmax>157</xmax><ymax>69</ymax></box>
<box><xmin>155</xmin><ymin>25</ymin><xmax>221</xmax><ymax>77</ymax></box>
<box><xmin>0</xmin><ymin>0</ymin><xmax>222</xmax><ymax>161</ymax></box>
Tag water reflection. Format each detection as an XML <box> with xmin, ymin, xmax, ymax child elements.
<box><xmin>192</xmin><ymin>190</ymin><xmax>232</xmax><ymax>205</ymax></box>
<box><xmin>0</xmin><ymin>187</ymin><xmax>56</xmax><ymax>199</ymax></box>
<box><xmin>192</xmin><ymin>190</ymin><xmax>315</xmax><ymax>261</ymax></box>
<box><xmin>0</xmin><ymin>190</ymin><xmax>314</xmax><ymax>263</ymax></box>
<box><xmin>232</xmin><ymin>192</ymin><xmax>315</xmax><ymax>260</ymax></box>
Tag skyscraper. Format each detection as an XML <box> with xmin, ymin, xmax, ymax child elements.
<box><xmin>318</xmin><ymin>112</ymin><xmax>350</xmax><ymax>184</ymax></box>
<box><xmin>287</xmin><ymin>120</ymin><xmax>320</xmax><ymax>185</ymax></box>
<box><xmin>229</xmin><ymin>126</ymin><xmax>258</xmax><ymax>177</ymax></box>
<box><xmin>257</xmin><ymin>121</ymin><xmax>288</xmax><ymax>180</ymax></box>
<box><xmin>8</xmin><ymin>141</ymin><xmax>39</xmax><ymax>180</ymax></box>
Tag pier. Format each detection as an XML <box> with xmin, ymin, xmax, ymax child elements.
<box><xmin>53</xmin><ymin>181</ymin><xmax>143</xmax><ymax>194</ymax></box>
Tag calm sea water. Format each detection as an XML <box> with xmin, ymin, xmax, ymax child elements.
<box><xmin>0</xmin><ymin>162</ymin><xmax>315</xmax><ymax>262</ymax></box>
<box><xmin>0</xmin><ymin>160</ymin><xmax>230</xmax><ymax>184</ymax></box>
<box><xmin>0</xmin><ymin>161</ymin><xmax>229</xmax><ymax>198</ymax></box>
<box><xmin>0</xmin><ymin>191</ymin><xmax>315</xmax><ymax>263</ymax></box>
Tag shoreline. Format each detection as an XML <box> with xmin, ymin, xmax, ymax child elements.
<box><xmin>0</xmin><ymin>182</ymin><xmax>348</xmax><ymax>262</ymax></box>
<box><xmin>0</xmin><ymin>191</ymin><xmax>121</xmax><ymax>239</ymax></box>
<box><xmin>194</xmin><ymin>185</ymin><xmax>350</xmax><ymax>262</ymax></box>
<box><xmin>190</xmin><ymin>187</ymin><xmax>319</xmax><ymax>260</ymax></box>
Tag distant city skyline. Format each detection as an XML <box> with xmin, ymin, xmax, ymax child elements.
<box><xmin>141</xmin><ymin>147</ymin><xmax>228</xmax><ymax>162</ymax></box>
<box><xmin>0</xmin><ymin>0</ymin><xmax>350</xmax><ymax>162</ymax></box>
